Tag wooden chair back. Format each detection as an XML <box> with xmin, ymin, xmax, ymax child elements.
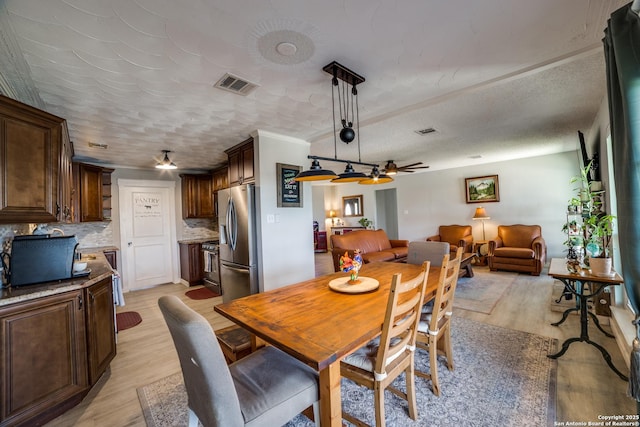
<box><xmin>429</xmin><ymin>247</ymin><xmax>463</xmax><ymax>334</ymax></box>
<box><xmin>374</xmin><ymin>261</ymin><xmax>430</xmax><ymax>381</ymax></box>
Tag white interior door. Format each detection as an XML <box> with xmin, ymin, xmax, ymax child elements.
<box><xmin>119</xmin><ymin>179</ymin><xmax>177</xmax><ymax>291</ymax></box>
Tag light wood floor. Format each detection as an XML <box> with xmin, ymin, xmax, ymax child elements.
<box><xmin>45</xmin><ymin>253</ymin><xmax>635</xmax><ymax>426</ymax></box>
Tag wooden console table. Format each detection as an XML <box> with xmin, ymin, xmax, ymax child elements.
<box><xmin>547</xmin><ymin>258</ymin><xmax>627</xmax><ymax>380</ymax></box>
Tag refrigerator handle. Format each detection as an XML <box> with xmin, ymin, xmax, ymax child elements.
<box><xmin>221</xmin><ymin>264</ymin><xmax>250</xmax><ymax>275</ymax></box>
<box><xmin>227</xmin><ymin>197</ymin><xmax>237</xmax><ymax>251</ymax></box>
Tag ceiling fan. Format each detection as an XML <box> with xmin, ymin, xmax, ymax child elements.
<box><xmin>383</xmin><ymin>160</ymin><xmax>430</xmax><ymax>175</ymax></box>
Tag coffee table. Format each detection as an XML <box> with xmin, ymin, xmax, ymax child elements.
<box><xmin>459</xmin><ymin>252</ymin><xmax>477</xmax><ymax>277</ymax></box>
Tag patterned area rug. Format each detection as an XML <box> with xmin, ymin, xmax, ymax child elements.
<box><xmin>137</xmin><ymin>317</ymin><xmax>557</xmax><ymax>427</ymax></box>
<box><xmin>453</xmin><ymin>267</ymin><xmax>517</xmax><ymax>314</ymax></box>
<box><xmin>184</xmin><ymin>287</ymin><xmax>219</xmax><ymax>300</ymax></box>
<box><xmin>116</xmin><ymin>311</ymin><xmax>142</xmax><ymax>332</ymax></box>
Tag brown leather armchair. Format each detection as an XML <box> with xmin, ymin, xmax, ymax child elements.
<box><xmin>488</xmin><ymin>225</ymin><xmax>546</xmax><ymax>275</ymax></box>
<box><xmin>426</xmin><ymin>225</ymin><xmax>473</xmax><ymax>254</ymax></box>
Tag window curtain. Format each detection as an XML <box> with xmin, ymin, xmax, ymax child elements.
<box><xmin>603</xmin><ymin>1</ymin><xmax>640</xmax><ymax>398</ymax></box>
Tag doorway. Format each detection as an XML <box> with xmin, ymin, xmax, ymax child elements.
<box><xmin>375</xmin><ymin>188</ymin><xmax>398</xmax><ymax>239</ymax></box>
<box><xmin>118</xmin><ymin>179</ymin><xmax>178</xmax><ymax>291</ymax></box>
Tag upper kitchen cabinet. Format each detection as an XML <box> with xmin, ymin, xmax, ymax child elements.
<box><xmin>212</xmin><ymin>166</ymin><xmax>229</xmax><ymax>192</ymax></box>
<box><xmin>73</xmin><ymin>162</ymin><xmax>114</xmax><ymax>222</ymax></box>
<box><xmin>226</xmin><ymin>137</ymin><xmax>254</xmax><ymax>187</ymax></box>
<box><xmin>59</xmin><ymin>122</ymin><xmax>74</xmax><ymax>223</ymax></box>
<box><xmin>0</xmin><ymin>95</ymin><xmax>65</xmax><ymax>224</ymax></box>
<box><xmin>181</xmin><ymin>173</ymin><xmax>214</xmax><ymax>219</ymax></box>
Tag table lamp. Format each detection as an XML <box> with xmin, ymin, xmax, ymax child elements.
<box><xmin>472</xmin><ymin>206</ymin><xmax>490</xmax><ymax>240</ymax></box>
<box><xmin>329</xmin><ymin>210</ymin><xmax>337</xmax><ymax>226</ymax></box>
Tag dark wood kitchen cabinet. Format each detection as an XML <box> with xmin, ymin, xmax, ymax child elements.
<box><xmin>59</xmin><ymin>121</ymin><xmax>74</xmax><ymax>223</ymax></box>
<box><xmin>72</xmin><ymin>162</ymin><xmax>114</xmax><ymax>222</ymax></box>
<box><xmin>226</xmin><ymin>137</ymin><xmax>254</xmax><ymax>187</ymax></box>
<box><xmin>180</xmin><ymin>174</ymin><xmax>214</xmax><ymax>219</ymax></box>
<box><xmin>179</xmin><ymin>242</ymin><xmax>204</xmax><ymax>286</ymax></box>
<box><xmin>0</xmin><ymin>94</ymin><xmax>66</xmax><ymax>224</ymax></box>
<box><xmin>0</xmin><ymin>289</ymin><xmax>88</xmax><ymax>427</ymax></box>
<box><xmin>85</xmin><ymin>276</ymin><xmax>116</xmax><ymax>385</ymax></box>
<box><xmin>212</xmin><ymin>166</ymin><xmax>229</xmax><ymax>191</ymax></box>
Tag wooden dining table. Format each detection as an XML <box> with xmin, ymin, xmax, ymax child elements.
<box><xmin>214</xmin><ymin>261</ymin><xmax>441</xmax><ymax>427</ymax></box>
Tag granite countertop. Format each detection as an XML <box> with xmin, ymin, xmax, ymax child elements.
<box><xmin>78</xmin><ymin>245</ymin><xmax>119</xmax><ymax>252</ymax></box>
<box><xmin>0</xmin><ymin>251</ymin><xmax>114</xmax><ymax>307</ymax></box>
<box><xmin>178</xmin><ymin>237</ymin><xmax>219</xmax><ymax>244</ymax></box>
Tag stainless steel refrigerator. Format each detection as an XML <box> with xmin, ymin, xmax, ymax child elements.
<box><xmin>218</xmin><ymin>184</ymin><xmax>258</xmax><ymax>303</ymax></box>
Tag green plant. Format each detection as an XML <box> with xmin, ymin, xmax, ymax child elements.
<box><xmin>585</xmin><ymin>214</ymin><xmax>615</xmax><ymax>258</ymax></box>
<box><xmin>358</xmin><ymin>217</ymin><xmax>372</xmax><ymax>228</ymax></box>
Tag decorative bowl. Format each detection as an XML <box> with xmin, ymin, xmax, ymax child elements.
<box><xmin>73</xmin><ymin>261</ymin><xmax>88</xmax><ymax>272</ymax></box>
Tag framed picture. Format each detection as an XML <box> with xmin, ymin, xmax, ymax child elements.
<box><xmin>342</xmin><ymin>194</ymin><xmax>363</xmax><ymax>217</ymax></box>
<box><xmin>277</xmin><ymin>163</ymin><xmax>303</xmax><ymax>207</ymax></box>
<box><xmin>465</xmin><ymin>175</ymin><xmax>500</xmax><ymax>203</ymax></box>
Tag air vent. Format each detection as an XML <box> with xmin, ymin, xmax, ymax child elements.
<box><xmin>414</xmin><ymin>127</ymin><xmax>437</xmax><ymax>136</ymax></box>
<box><xmin>214</xmin><ymin>73</ymin><xmax>259</xmax><ymax>96</ymax></box>
<box><xmin>88</xmin><ymin>142</ymin><xmax>108</xmax><ymax>149</ymax></box>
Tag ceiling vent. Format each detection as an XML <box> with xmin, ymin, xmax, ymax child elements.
<box><xmin>214</xmin><ymin>73</ymin><xmax>258</xmax><ymax>96</ymax></box>
<box><xmin>414</xmin><ymin>127</ymin><xmax>437</xmax><ymax>136</ymax></box>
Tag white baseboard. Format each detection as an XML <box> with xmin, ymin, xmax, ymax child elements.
<box><xmin>611</xmin><ymin>305</ymin><xmax>635</xmax><ymax>369</ymax></box>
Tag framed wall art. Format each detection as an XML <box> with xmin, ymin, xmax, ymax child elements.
<box><xmin>465</xmin><ymin>175</ymin><xmax>500</xmax><ymax>203</ymax></box>
<box><xmin>277</xmin><ymin>163</ymin><xmax>303</xmax><ymax>207</ymax></box>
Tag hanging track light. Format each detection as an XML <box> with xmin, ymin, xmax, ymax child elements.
<box><xmin>294</xmin><ymin>61</ymin><xmax>392</xmax><ymax>185</ymax></box>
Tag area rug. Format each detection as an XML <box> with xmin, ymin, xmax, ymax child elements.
<box><xmin>453</xmin><ymin>267</ymin><xmax>517</xmax><ymax>314</ymax></box>
<box><xmin>137</xmin><ymin>316</ymin><xmax>557</xmax><ymax>427</ymax></box>
<box><xmin>185</xmin><ymin>287</ymin><xmax>219</xmax><ymax>300</ymax></box>
<box><xmin>116</xmin><ymin>311</ymin><xmax>142</xmax><ymax>332</ymax></box>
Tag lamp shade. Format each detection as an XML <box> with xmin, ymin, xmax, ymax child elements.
<box><xmin>331</xmin><ymin>163</ymin><xmax>368</xmax><ymax>182</ymax></box>
<box><xmin>156</xmin><ymin>150</ymin><xmax>177</xmax><ymax>169</ymax></box>
<box><xmin>294</xmin><ymin>159</ymin><xmax>338</xmax><ymax>181</ymax></box>
<box><xmin>472</xmin><ymin>207</ymin><xmax>490</xmax><ymax>220</ymax></box>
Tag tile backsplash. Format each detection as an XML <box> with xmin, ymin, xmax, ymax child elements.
<box><xmin>0</xmin><ymin>222</ymin><xmax>113</xmax><ymax>250</ymax></box>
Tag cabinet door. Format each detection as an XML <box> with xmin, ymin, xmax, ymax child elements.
<box><xmin>213</xmin><ymin>167</ymin><xmax>229</xmax><ymax>191</ymax></box>
<box><xmin>0</xmin><ymin>97</ymin><xmax>62</xmax><ymax>224</ymax></box>
<box><xmin>181</xmin><ymin>175</ymin><xmax>198</xmax><ymax>218</ymax></box>
<box><xmin>241</xmin><ymin>143</ymin><xmax>254</xmax><ymax>183</ymax></box>
<box><xmin>196</xmin><ymin>175</ymin><xmax>214</xmax><ymax>217</ymax></box>
<box><xmin>0</xmin><ymin>290</ymin><xmax>87</xmax><ymax>426</ymax></box>
<box><xmin>228</xmin><ymin>150</ymin><xmax>242</xmax><ymax>187</ymax></box>
<box><xmin>79</xmin><ymin>163</ymin><xmax>104</xmax><ymax>222</ymax></box>
<box><xmin>103</xmin><ymin>250</ymin><xmax>117</xmax><ymax>269</ymax></box>
<box><xmin>179</xmin><ymin>243</ymin><xmax>204</xmax><ymax>285</ymax></box>
<box><xmin>59</xmin><ymin>122</ymin><xmax>74</xmax><ymax>222</ymax></box>
<box><xmin>85</xmin><ymin>277</ymin><xmax>116</xmax><ymax>385</ymax></box>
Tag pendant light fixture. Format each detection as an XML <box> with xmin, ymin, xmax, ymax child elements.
<box><xmin>295</xmin><ymin>61</ymin><xmax>392</xmax><ymax>185</ymax></box>
<box><xmin>359</xmin><ymin>166</ymin><xmax>394</xmax><ymax>185</ymax></box>
<box><xmin>155</xmin><ymin>150</ymin><xmax>177</xmax><ymax>170</ymax></box>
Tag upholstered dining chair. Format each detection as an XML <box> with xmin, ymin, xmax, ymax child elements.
<box><xmin>158</xmin><ymin>295</ymin><xmax>320</xmax><ymax>427</ymax></box>
<box><xmin>415</xmin><ymin>247</ymin><xmax>463</xmax><ymax>397</ymax></box>
<box><xmin>407</xmin><ymin>241</ymin><xmax>450</xmax><ymax>267</ymax></box>
<box><xmin>340</xmin><ymin>261</ymin><xmax>430</xmax><ymax>427</ymax></box>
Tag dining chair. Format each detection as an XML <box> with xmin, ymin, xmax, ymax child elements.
<box><xmin>407</xmin><ymin>241</ymin><xmax>450</xmax><ymax>267</ymax></box>
<box><xmin>158</xmin><ymin>295</ymin><xmax>320</xmax><ymax>427</ymax></box>
<box><xmin>340</xmin><ymin>261</ymin><xmax>430</xmax><ymax>427</ymax></box>
<box><xmin>415</xmin><ymin>247</ymin><xmax>463</xmax><ymax>397</ymax></box>
<box><xmin>407</xmin><ymin>241</ymin><xmax>450</xmax><ymax>315</ymax></box>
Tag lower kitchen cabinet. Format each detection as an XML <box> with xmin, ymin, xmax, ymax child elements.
<box><xmin>0</xmin><ymin>290</ymin><xmax>88</xmax><ymax>427</ymax></box>
<box><xmin>179</xmin><ymin>242</ymin><xmax>204</xmax><ymax>286</ymax></box>
<box><xmin>0</xmin><ymin>276</ymin><xmax>116</xmax><ymax>426</ymax></box>
<box><xmin>85</xmin><ymin>276</ymin><xmax>116</xmax><ymax>385</ymax></box>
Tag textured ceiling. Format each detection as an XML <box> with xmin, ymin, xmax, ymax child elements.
<box><xmin>0</xmin><ymin>0</ymin><xmax>629</xmax><ymax>173</ymax></box>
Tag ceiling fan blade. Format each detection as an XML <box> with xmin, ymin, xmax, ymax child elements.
<box><xmin>397</xmin><ymin>162</ymin><xmax>423</xmax><ymax>169</ymax></box>
<box><xmin>404</xmin><ymin>166</ymin><xmax>430</xmax><ymax>170</ymax></box>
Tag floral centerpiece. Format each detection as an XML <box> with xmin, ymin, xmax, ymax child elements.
<box><xmin>339</xmin><ymin>249</ymin><xmax>363</xmax><ymax>284</ymax></box>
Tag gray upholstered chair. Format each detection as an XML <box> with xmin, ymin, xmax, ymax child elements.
<box><xmin>416</xmin><ymin>247</ymin><xmax>463</xmax><ymax>396</ymax></box>
<box><xmin>407</xmin><ymin>241</ymin><xmax>450</xmax><ymax>267</ymax></box>
<box><xmin>340</xmin><ymin>262</ymin><xmax>430</xmax><ymax>427</ymax></box>
<box><xmin>158</xmin><ymin>295</ymin><xmax>320</xmax><ymax>427</ymax></box>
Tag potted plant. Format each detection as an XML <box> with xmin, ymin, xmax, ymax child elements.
<box><xmin>584</xmin><ymin>214</ymin><xmax>615</xmax><ymax>276</ymax></box>
<box><xmin>358</xmin><ymin>217</ymin><xmax>373</xmax><ymax>229</ymax></box>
